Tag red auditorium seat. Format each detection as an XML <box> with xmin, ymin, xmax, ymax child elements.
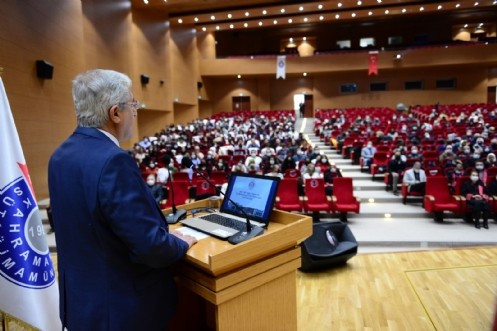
<box><xmin>275</xmin><ymin>178</ymin><xmax>303</xmax><ymax>212</ymax></box>
<box><xmin>330</xmin><ymin>177</ymin><xmax>360</xmax><ymax>222</ymax></box>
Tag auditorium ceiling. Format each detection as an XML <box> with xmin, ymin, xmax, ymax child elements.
<box><xmin>131</xmin><ymin>0</ymin><xmax>497</xmax><ymax>33</ymax></box>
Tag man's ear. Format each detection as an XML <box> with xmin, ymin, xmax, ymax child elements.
<box><xmin>108</xmin><ymin>105</ymin><xmax>121</xmax><ymax>124</ymax></box>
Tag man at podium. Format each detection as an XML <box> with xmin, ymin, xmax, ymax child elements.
<box><xmin>48</xmin><ymin>69</ymin><xmax>197</xmax><ymax>331</ymax></box>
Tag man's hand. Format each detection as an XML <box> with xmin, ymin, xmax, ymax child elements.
<box><xmin>170</xmin><ymin>229</ymin><xmax>198</xmax><ymax>248</ymax></box>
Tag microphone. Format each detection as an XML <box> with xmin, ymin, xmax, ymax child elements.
<box><xmin>163</xmin><ymin>155</ymin><xmax>187</xmax><ymax>224</ymax></box>
<box><xmin>182</xmin><ymin>157</ymin><xmax>264</xmax><ymax>244</ymax></box>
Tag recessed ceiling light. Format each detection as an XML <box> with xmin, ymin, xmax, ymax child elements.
<box><xmin>318</xmin><ymin>4</ymin><xmax>323</xmax><ymax>9</ymax></box>
<box><xmin>237</xmin><ymin>75</ymin><xmax>241</xmax><ymax>79</ymax></box>
<box><xmin>299</xmin><ymin>6</ymin><xmax>304</xmax><ymax>11</ymax></box>
<box><xmin>304</xmin><ymin>17</ymin><xmax>308</xmax><ymax>22</ymax></box>
<box><xmin>455</xmin><ymin>3</ymin><xmax>461</xmax><ymax>7</ymax></box>
<box><xmin>178</xmin><ymin>19</ymin><xmax>183</xmax><ymax>23</ymax></box>
<box><xmin>357</xmin><ymin>1</ymin><xmax>362</xmax><ymax>5</ymax></box>
<box><xmin>335</xmin><ymin>14</ymin><xmax>340</xmax><ymax>19</ymax></box>
<box><xmin>143</xmin><ymin>0</ymin><xmax>148</xmax><ymax>4</ymax></box>
<box><xmin>194</xmin><ymin>17</ymin><xmax>199</xmax><ymax>22</ymax></box>
<box><xmin>210</xmin><ymin>15</ymin><xmax>215</xmax><ymax>20</ymax></box>
<box><xmin>288</xmin><ymin>18</ymin><xmax>293</xmax><ymax>23</ymax></box>
<box><xmin>281</xmin><ymin>8</ymin><xmax>285</xmax><ymax>13</ymax></box>
<box><xmin>273</xmin><ymin>20</ymin><xmax>278</xmax><ymax>24</ymax></box>
<box><xmin>216</xmin><ymin>26</ymin><xmax>220</xmax><ymax>30</ymax></box>
<box><xmin>368</xmin><ymin>11</ymin><xmax>373</xmax><ymax>15</ymax></box>
<box><xmin>320</xmin><ymin>15</ymin><xmax>324</xmax><ymax>20</ymax></box>
<box><xmin>303</xmin><ymin>37</ymin><xmax>307</xmax><ymax>41</ymax></box>
<box><xmin>474</xmin><ymin>2</ymin><xmax>479</xmax><ymax>5</ymax></box>
<box><xmin>419</xmin><ymin>6</ymin><xmax>424</xmax><ymax>11</ymax></box>
<box><xmin>337</xmin><ymin>2</ymin><xmax>343</xmax><ymax>7</ymax></box>
<box><xmin>244</xmin><ymin>22</ymin><xmax>248</xmax><ymax>27</ymax></box>
<box><xmin>258</xmin><ymin>21</ymin><xmax>263</xmax><ymax>26</ymax></box>
<box><xmin>437</xmin><ymin>5</ymin><xmax>442</xmax><ymax>9</ymax></box>
<box><xmin>227</xmin><ymin>13</ymin><xmax>232</xmax><ymax>19</ymax></box>
<box><xmin>262</xmin><ymin>10</ymin><xmax>267</xmax><ymax>15</ymax></box>
<box><xmin>245</xmin><ymin>12</ymin><xmax>250</xmax><ymax>17</ymax></box>
<box><xmin>202</xmin><ymin>27</ymin><xmax>206</xmax><ymax>31</ymax></box>
<box><xmin>303</xmin><ymin>72</ymin><xmax>307</xmax><ymax>76</ymax></box>
<box><xmin>385</xmin><ymin>9</ymin><xmax>389</xmax><ymax>14</ymax></box>
<box><xmin>230</xmin><ymin>24</ymin><xmax>234</xmax><ymax>29</ymax></box>
<box><xmin>377</xmin><ymin>0</ymin><xmax>382</xmax><ymax>3</ymax></box>
<box><xmin>464</xmin><ymin>24</ymin><xmax>468</xmax><ymax>28</ymax></box>
<box><xmin>351</xmin><ymin>12</ymin><xmax>356</xmax><ymax>17</ymax></box>
<box><xmin>402</xmin><ymin>8</ymin><xmax>407</xmax><ymax>13</ymax></box>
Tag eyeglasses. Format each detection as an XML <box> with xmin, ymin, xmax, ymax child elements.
<box><xmin>119</xmin><ymin>99</ymin><xmax>140</xmax><ymax>110</ymax></box>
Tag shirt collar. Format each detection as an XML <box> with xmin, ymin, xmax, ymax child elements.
<box><xmin>97</xmin><ymin>129</ymin><xmax>120</xmax><ymax>147</ymax></box>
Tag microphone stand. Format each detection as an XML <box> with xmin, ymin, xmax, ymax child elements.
<box><xmin>192</xmin><ymin>167</ymin><xmax>264</xmax><ymax>244</ymax></box>
<box><xmin>165</xmin><ymin>166</ymin><xmax>187</xmax><ymax>224</ymax></box>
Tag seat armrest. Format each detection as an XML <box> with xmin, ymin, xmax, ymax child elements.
<box><xmin>424</xmin><ymin>195</ymin><xmax>435</xmax><ymax>201</ymax></box>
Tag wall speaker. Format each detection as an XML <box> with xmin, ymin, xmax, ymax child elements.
<box><xmin>197</xmin><ymin>81</ymin><xmax>203</xmax><ymax>89</ymax></box>
<box><xmin>140</xmin><ymin>74</ymin><xmax>149</xmax><ymax>85</ymax></box>
<box><xmin>36</xmin><ymin>60</ymin><xmax>53</xmax><ymax>79</ymax></box>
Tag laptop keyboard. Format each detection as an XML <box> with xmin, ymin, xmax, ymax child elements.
<box><xmin>200</xmin><ymin>214</ymin><xmax>247</xmax><ymax>232</ymax></box>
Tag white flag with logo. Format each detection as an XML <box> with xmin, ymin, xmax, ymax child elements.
<box><xmin>276</xmin><ymin>55</ymin><xmax>286</xmax><ymax>79</ymax></box>
<box><xmin>0</xmin><ymin>77</ymin><xmax>61</xmax><ymax>330</ymax></box>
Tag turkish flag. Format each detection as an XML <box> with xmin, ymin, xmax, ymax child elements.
<box><xmin>368</xmin><ymin>51</ymin><xmax>378</xmax><ymax>76</ymax></box>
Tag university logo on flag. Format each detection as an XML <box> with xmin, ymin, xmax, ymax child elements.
<box><xmin>0</xmin><ymin>76</ymin><xmax>60</xmax><ymax>330</ymax></box>
<box><xmin>276</xmin><ymin>55</ymin><xmax>286</xmax><ymax>79</ymax></box>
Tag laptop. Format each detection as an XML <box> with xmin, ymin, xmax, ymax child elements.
<box><xmin>180</xmin><ymin>173</ymin><xmax>281</xmax><ymax>239</ymax></box>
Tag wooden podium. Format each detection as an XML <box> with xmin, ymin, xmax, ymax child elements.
<box><xmin>165</xmin><ymin>199</ymin><xmax>312</xmax><ymax>331</ymax></box>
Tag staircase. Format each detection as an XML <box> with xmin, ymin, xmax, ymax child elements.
<box><xmin>298</xmin><ymin>117</ymin><xmax>497</xmax><ymax>253</ymax></box>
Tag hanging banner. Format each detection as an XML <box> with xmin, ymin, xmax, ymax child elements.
<box><xmin>276</xmin><ymin>55</ymin><xmax>286</xmax><ymax>79</ymax></box>
<box><xmin>368</xmin><ymin>51</ymin><xmax>379</xmax><ymax>76</ymax></box>
<box><xmin>0</xmin><ymin>76</ymin><xmax>61</xmax><ymax>331</ymax></box>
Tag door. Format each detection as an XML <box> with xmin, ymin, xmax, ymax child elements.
<box><xmin>232</xmin><ymin>96</ymin><xmax>251</xmax><ymax>111</ymax></box>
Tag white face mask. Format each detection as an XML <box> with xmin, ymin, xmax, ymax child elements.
<box><xmin>476</xmin><ymin>165</ymin><xmax>484</xmax><ymax>170</ymax></box>
<box><xmin>470</xmin><ymin>175</ymin><xmax>479</xmax><ymax>182</ymax></box>
<box><xmin>146</xmin><ymin>179</ymin><xmax>155</xmax><ymax>186</ymax></box>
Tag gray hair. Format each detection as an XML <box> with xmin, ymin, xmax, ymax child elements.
<box><xmin>72</xmin><ymin>69</ymin><xmax>132</xmax><ymax>128</ymax></box>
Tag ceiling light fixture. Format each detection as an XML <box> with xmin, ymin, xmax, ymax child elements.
<box><xmin>368</xmin><ymin>11</ymin><xmax>373</xmax><ymax>15</ymax></box>
<box><xmin>262</xmin><ymin>10</ymin><xmax>267</xmax><ymax>15</ymax></box>
<box><xmin>299</xmin><ymin>6</ymin><xmax>304</xmax><ymax>11</ymax></box>
<box><xmin>259</xmin><ymin>21</ymin><xmax>263</xmax><ymax>26</ymax></box>
<box><xmin>320</xmin><ymin>15</ymin><xmax>324</xmax><ymax>20</ymax></box>
<box><xmin>230</xmin><ymin>24</ymin><xmax>234</xmax><ymax>29</ymax></box>
<box><xmin>273</xmin><ymin>20</ymin><xmax>278</xmax><ymax>24</ymax></box>
<box><xmin>237</xmin><ymin>75</ymin><xmax>241</xmax><ymax>79</ymax></box>
<box><xmin>335</xmin><ymin>14</ymin><xmax>340</xmax><ymax>19</ymax></box>
<box><xmin>437</xmin><ymin>5</ymin><xmax>442</xmax><ymax>9</ymax></box>
<box><xmin>318</xmin><ymin>4</ymin><xmax>323</xmax><ymax>9</ymax></box>
<box><xmin>402</xmin><ymin>8</ymin><xmax>407</xmax><ymax>13</ymax></box>
<box><xmin>288</xmin><ymin>18</ymin><xmax>293</xmax><ymax>23</ymax></box>
<box><xmin>351</xmin><ymin>12</ymin><xmax>356</xmax><ymax>17</ymax></box>
<box><xmin>281</xmin><ymin>8</ymin><xmax>285</xmax><ymax>13</ymax></box>
<box><xmin>143</xmin><ymin>0</ymin><xmax>148</xmax><ymax>4</ymax></box>
<box><xmin>244</xmin><ymin>22</ymin><xmax>248</xmax><ymax>28</ymax></box>
<box><xmin>303</xmin><ymin>72</ymin><xmax>307</xmax><ymax>76</ymax></box>
<box><xmin>385</xmin><ymin>9</ymin><xmax>389</xmax><ymax>14</ymax></box>
<box><xmin>419</xmin><ymin>6</ymin><xmax>424</xmax><ymax>11</ymax></box>
<box><xmin>178</xmin><ymin>19</ymin><xmax>183</xmax><ymax>23</ymax></box>
<box><xmin>194</xmin><ymin>17</ymin><xmax>199</xmax><ymax>22</ymax></box>
<box><xmin>245</xmin><ymin>12</ymin><xmax>250</xmax><ymax>17</ymax></box>
<box><xmin>210</xmin><ymin>15</ymin><xmax>215</xmax><ymax>20</ymax></box>
<box><xmin>227</xmin><ymin>13</ymin><xmax>232</xmax><ymax>18</ymax></box>
<box><xmin>357</xmin><ymin>0</ymin><xmax>362</xmax><ymax>5</ymax></box>
<box><xmin>455</xmin><ymin>3</ymin><xmax>461</xmax><ymax>7</ymax></box>
<box><xmin>337</xmin><ymin>2</ymin><xmax>343</xmax><ymax>7</ymax></box>
<box><xmin>202</xmin><ymin>27</ymin><xmax>206</xmax><ymax>31</ymax></box>
<box><xmin>216</xmin><ymin>26</ymin><xmax>220</xmax><ymax>30</ymax></box>
<box><xmin>474</xmin><ymin>1</ymin><xmax>479</xmax><ymax>5</ymax></box>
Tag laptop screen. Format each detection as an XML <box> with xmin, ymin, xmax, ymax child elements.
<box><xmin>220</xmin><ymin>173</ymin><xmax>280</xmax><ymax>225</ymax></box>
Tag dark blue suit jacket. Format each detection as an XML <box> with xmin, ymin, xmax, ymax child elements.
<box><xmin>48</xmin><ymin>127</ymin><xmax>188</xmax><ymax>331</ymax></box>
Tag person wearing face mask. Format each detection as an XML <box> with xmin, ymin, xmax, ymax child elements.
<box><xmin>146</xmin><ymin>174</ymin><xmax>166</xmax><ymax>206</ymax></box>
<box><xmin>446</xmin><ymin>161</ymin><xmax>466</xmax><ymax>193</ymax></box>
<box><xmin>485</xmin><ymin>153</ymin><xmax>497</xmax><ymax>168</ymax></box>
<box><xmin>315</xmin><ymin>155</ymin><xmax>330</xmax><ymax>172</ymax></box>
<box><xmin>361</xmin><ymin>141</ymin><xmax>376</xmax><ymax>170</ymax></box>
<box><xmin>402</xmin><ymin>161</ymin><xmax>427</xmax><ymax>196</ymax></box>
<box><xmin>474</xmin><ymin>161</ymin><xmax>488</xmax><ymax>185</ymax></box>
<box><xmin>387</xmin><ymin>151</ymin><xmax>407</xmax><ymax>195</ymax></box>
<box><xmin>323</xmin><ymin>163</ymin><xmax>343</xmax><ymax>196</ymax></box>
<box><xmin>407</xmin><ymin>146</ymin><xmax>423</xmax><ymax>162</ymax></box>
<box><xmin>461</xmin><ymin>170</ymin><xmax>490</xmax><ymax>229</ymax></box>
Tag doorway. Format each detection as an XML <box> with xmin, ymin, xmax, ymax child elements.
<box><xmin>488</xmin><ymin>86</ymin><xmax>496</xmax><ymax>104</ymax></box>
<box><xmin>232</xmin><ymin>96</ymin><xmax>251</xmax><ymax>111</ymax></box>
<box><xmin>294</xmin><ymin>93</ymin><xmax>313</xmax><ymax>118</ymax></box>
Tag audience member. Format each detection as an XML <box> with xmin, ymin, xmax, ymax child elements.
<box><xmin>361</xmin><ymin>141</ymin><xmax>376</xmax><ymax>169</ymax></box>
<box><xmin>461</xmin><ymin>170</ymin><xmax>490</xmax><ymax>229</ymax></box>
<box><xmin>388</xmin><ymin>150</ymin><xmax>407</xmax><ymax>195</ymax></box>
<box><xmin>402</xmin><ymin>161</ymin><xmax>426</xmax><ymax>196</ymax></box>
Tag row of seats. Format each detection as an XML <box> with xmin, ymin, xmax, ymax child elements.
<box><xmin>275</xmin><ymin>177</ymin><xmax>360</xmax><ymax>222</ymax></box>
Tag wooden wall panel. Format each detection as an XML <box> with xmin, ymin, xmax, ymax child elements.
<box><xmin>0</xmin><ymin>0</ymin><xmax>85</xmax><ymax>199</ymax></box>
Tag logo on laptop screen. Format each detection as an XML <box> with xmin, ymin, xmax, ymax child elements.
<box><xmin>248</xmin><ymin>180</ymin><xmax>255</xmax><ymax>190</ymax></box>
